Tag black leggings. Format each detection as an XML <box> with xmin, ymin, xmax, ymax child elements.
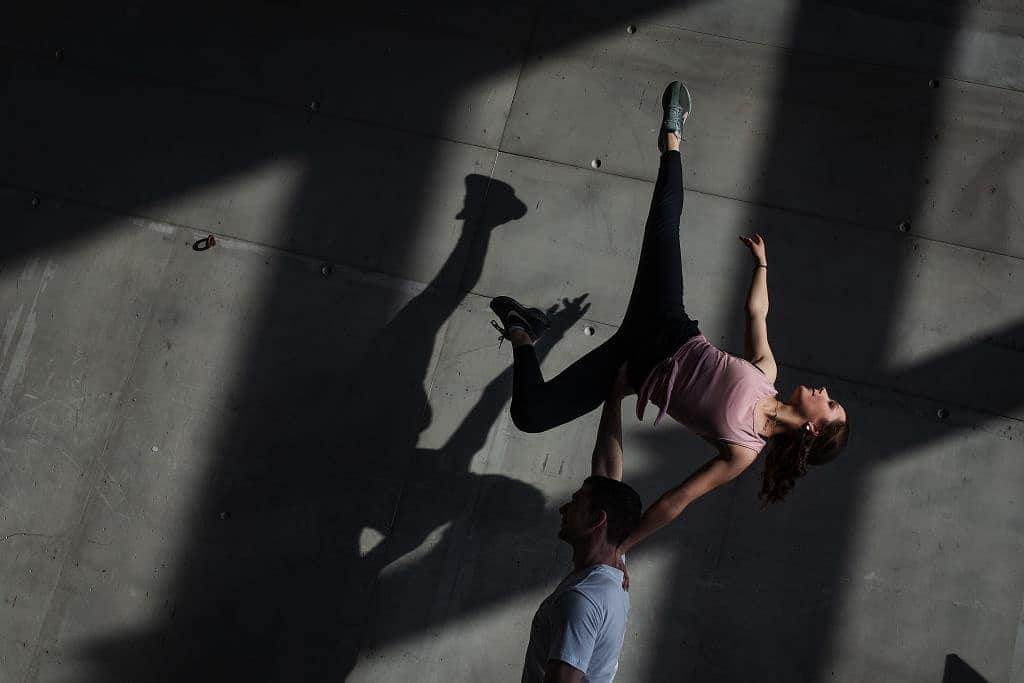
<box><xmin>511</xmin><ymin>150</ymin><xmax>701</xmax><ymax>433</ymax></box>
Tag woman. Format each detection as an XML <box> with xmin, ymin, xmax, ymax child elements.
<box><xmin>489</xmin><ymin>81</ymin><xmax>850</xmax><ymax>554</ymax></box>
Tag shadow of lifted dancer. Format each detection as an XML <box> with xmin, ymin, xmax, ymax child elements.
<box><xmin>344</xmin><ymin>174</ymin><xmax>597</xmax><ymax>673</ymax></box>
<box><xmin>489</xmin><ymin>81</ymin><xmax>853</xmax><ymax>572</ymax></box>
<box><xmin>356</xmin><ymin>295</ymin><xmax>593</xmax><ymax>658</ymax></box>
<box><xmin>303</xmin><ymin>171</ymin><xmax>599</xmax><ymax>678</ymax></box>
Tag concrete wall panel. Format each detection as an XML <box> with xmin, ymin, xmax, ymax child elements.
<box><xmin>503</xmin><ymin>15</ymin><xmax>1024</xmax><ymax>256</ymax></box>
<box><xmin>554</xmin><ymin>0</ymin><xmax>1024</xmax><ymax>89</ymax></box>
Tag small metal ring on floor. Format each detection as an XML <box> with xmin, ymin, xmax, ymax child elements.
<box><xmin>193</xmin><ymin>235</ymin><xmax>216</xmax><ymax>251</ymax></box>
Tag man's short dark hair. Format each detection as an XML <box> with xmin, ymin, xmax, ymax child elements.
<box><xmin>583</xmin><ymin>475</ymin><xmax>643</xmax><ymax>547</ymax></box>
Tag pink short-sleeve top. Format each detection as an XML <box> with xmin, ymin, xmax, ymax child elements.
<box><xmin>636</xmin><ymin>334</ymin><xmax>778</xmax><ymax>453</ymax></box>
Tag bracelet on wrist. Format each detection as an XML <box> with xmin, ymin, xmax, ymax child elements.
<box><xmin>754</xmin><ymin>264</ymin><xmax>767</xmax><ymax>269</ymax></box>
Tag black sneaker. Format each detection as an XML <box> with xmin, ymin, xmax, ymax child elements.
<box><xmin>661</xmin><ymin>81</ymin><xmax>692</xmax><ymax>139</ymax></box>
<box><xmin>489</xmin><ymin>296</ymin><xmax>551</xmax><ymax>343</ymax></box>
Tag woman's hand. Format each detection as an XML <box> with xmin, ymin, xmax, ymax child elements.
<box><xmin>738</xmin><ymin>233</ymin><xmax>767</xmax><ymax>266</ymax></box>
<box><xmin>613</xmin><ymin>551</ymin><xmax>630</xmax><ymax>590</ymax></box>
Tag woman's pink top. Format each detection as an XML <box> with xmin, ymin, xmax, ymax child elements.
<box><xmin>636</xmin><ymin>334</ymin><xmax>777</xmax><ymax>453</ymax></box>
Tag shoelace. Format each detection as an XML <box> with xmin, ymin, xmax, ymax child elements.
<box><xmin>491</xmin><ymin>320</ymin><xmax>532</xmax><ymax>348</ymax></box>
<box><xmin>490</xmin><ymin>314</ymin><xmax>530</xmax><ymax>349</ymax></box>
<box><xmin>665</xmin><ymin>106</ymin><xmax>689</xmax><ymax>142</ymax></box>
<box><xmin>490</xmin><ymin>319</ymin><xmax>509</xmax><ymax>348</ymax></box>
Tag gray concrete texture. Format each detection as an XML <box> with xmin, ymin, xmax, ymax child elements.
<box><xmin>0</xmin><ymin>1</ymin><xmax>1021</xmax><ymax>681</ymax></box>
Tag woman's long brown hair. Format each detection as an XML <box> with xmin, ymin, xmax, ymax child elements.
<box><xmin>759</xmin><ymin>417</ymin><xmax>850</xmax><ymax>508</ymax></box>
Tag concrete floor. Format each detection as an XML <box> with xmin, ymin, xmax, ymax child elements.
<box><xmin>1</xmin><ymin>1</ymin><xmax>1022</xmax><ymax>681</ymax></box>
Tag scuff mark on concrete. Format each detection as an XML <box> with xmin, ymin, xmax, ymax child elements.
<box><xmin>0</xmin><ymin>309</ymin><xmax>37</xmax><ymax>427</ymax></box>
<box><xmin>1</xmin><ymin>304</ymin><xmax>23</xmax><ymax>362</ymax></box>
<box><xmin>0</xmin><ymin>531</ymin><xmax>64</xmax><ymax>545</ymax></box>
<box><xmin>127</xmin><ymin>216</ymin><xmax>178</xmax><ymax>235</ymax></box>
<box><xmin>95</xmin><ymin>489</ymin><xmax>129</xmax><ymax>521</ymax></box>
<box><xmin>0</xmin><ymin>260</ymin><xmax>57</xmax><ymax>427</ymax></box>
<box><xmin>1011</xmin><ymin>590</ymin><xmax>1024</xmax><ymax>683</ymax></box>
<box><xmin>5</xmin><ymin>394</ymin><xmax>96</xmax><ymax>428</ymax></box>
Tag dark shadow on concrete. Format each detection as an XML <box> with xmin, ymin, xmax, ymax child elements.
<box><xmin>876</xmin><ymin>317</ymin><xmax>1024</xmax><ymax>427</ymax></box>
<box><xmin>943</xmin><ymin>654</ymin><xmax>989</xmax><ymax>683</ymax></box>
<box><xmin>952</xmin><ymin>142</ymin><xmax>1024</xmax><ymax>256</ymax></box>
<box><xmin>358</xmin><ymin>293</ymin><xmax>593</xmax><ymax>661</ymax></box>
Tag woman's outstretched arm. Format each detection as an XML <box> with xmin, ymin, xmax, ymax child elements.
<box><xmin>617</xmin><ymin>444</ymin><xmax>758</xmax><ymax>554</ymax></box>
<box><xmin>740</xmin><ymin>233</ymin><xmax>777</xmax><ymax>378</ymax></box>
<box><xmin>739</xmin><ymin>233</ymin><xmax>769</xmax><ymax>316</ymax></box>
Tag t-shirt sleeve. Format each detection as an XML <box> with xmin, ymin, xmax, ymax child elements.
<box><xmin>546</xmin><ymin>589</ymin><xmax>604</xmax><ymax>673</ymax></box>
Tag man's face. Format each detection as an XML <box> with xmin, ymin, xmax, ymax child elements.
<box><xmin>558</xmin><ymin>484</ymin><xmax>599</xmax><ymax>542</ymax></box>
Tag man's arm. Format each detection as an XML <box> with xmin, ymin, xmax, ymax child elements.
<box><xmin>543</xmin><ymin>660</ymin><xmax>585</xmax><ymax>683</ymax></box>
<box><xmin>543</xmin><ymin>590</ymin><xmax>601</xmax><ymax>682</ymax></box>
<box><xmin>591</xmin><ymin>398</ymin><xmax>623</xmax><ymax>481</ymax></box>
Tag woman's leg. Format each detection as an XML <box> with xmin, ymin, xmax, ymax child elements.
<box><xmin>509</xmin><ymin>331</ymin><xmax>628</xmax><ymax>433</ymax></box>
<box><xmin>620</xmin><ymin>138</ymin><xmax>704</xmax><ymax>391</ymax></box>
<box><xmin>621</xmin><ymin>144</ymin><xmax>687</xmax><ymax>331</ymax></box>
<box><xmin>503</xmin><ymin>137</ymin><xmax>690</xmax><ymax>433</ymax></box>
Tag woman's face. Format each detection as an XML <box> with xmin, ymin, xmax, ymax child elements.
<box><xmin>788</xmin><ymin>385</ymin><xmax>847</xmax><ymax>432</ymax></box>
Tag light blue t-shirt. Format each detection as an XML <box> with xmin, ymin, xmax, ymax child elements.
<box><xmin>522</xmin><ymin>564</ymin><xmax>629</xmax><ymax>683</ymax></box>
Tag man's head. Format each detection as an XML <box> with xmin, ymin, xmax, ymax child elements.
<box><xmin>558</xmin><ymin>476</ymin><xmax>642</xmax><ymax>548</ymax></box>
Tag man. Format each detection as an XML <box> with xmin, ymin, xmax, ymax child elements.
<box><xmin>522</xmin><ymin>375</ymin><xmax>641</xmax><ymax>682</ymax></box>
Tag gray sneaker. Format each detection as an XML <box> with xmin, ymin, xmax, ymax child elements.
<box><xmin>661</xmin><ymin>81</ymin><xmax>692</xmax><ymax>138</ymax></box>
